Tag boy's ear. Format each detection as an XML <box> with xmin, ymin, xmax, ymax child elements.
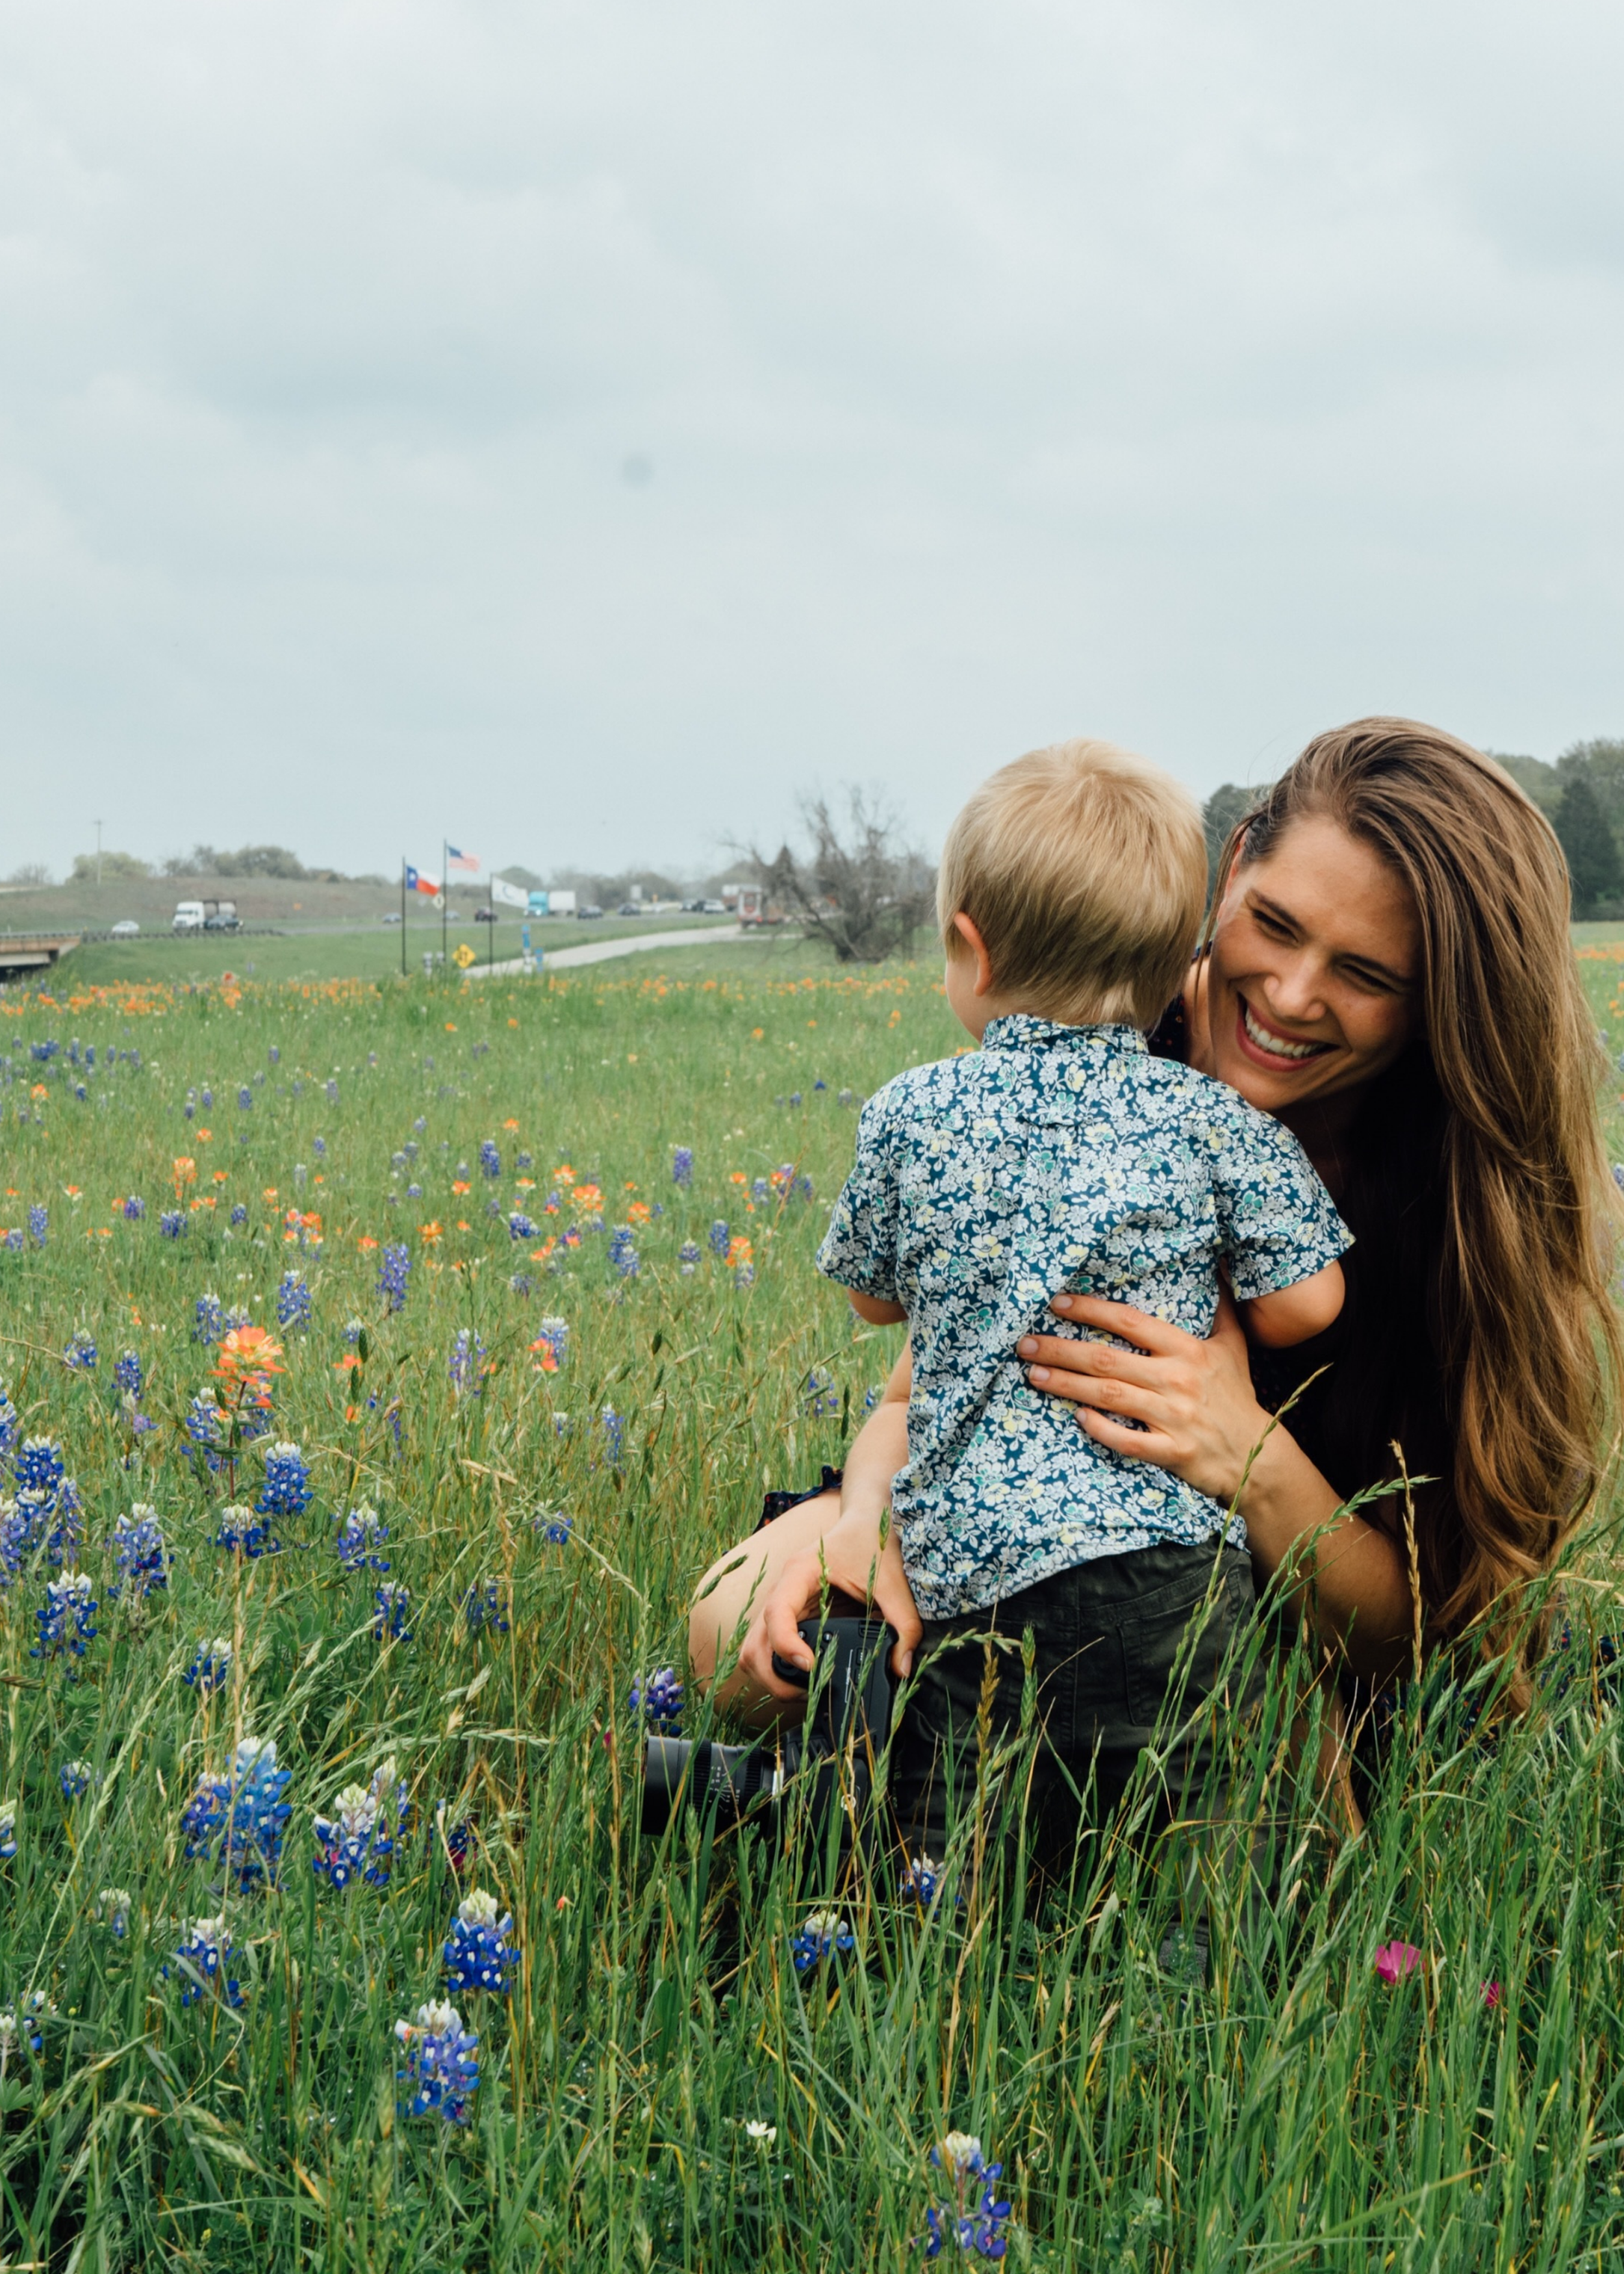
<box><xmin>950</xmin><ymin>912</ymin><xmax>998</xmax><ymax>999</ymax></box>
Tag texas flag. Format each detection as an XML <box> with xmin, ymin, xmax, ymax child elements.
<box><xmin>405</xmin><ymin>865</ymin><xmax>440</xmax><ymax>895</ymax></box>
<box><xmin>447</xmin><ymin>846</ymin><xmax>481</xmax><ymax>873</ymax></box>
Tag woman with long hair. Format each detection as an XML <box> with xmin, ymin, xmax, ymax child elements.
<box><xmin>694</xmin><ymin>719</ymin><xmax>1623</xmax><ymax>1727</ymax></box>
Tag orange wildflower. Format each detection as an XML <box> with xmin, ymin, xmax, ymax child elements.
<box><xmin>420</xmin><ymin>1221</ymin><xmax>444</xmax><ymax>1243</ymax></box>
<box><xmin>503</xmin><ymin>1118</ymin><xmax>520</xmax><ymax>1131</ymax></box>
<box><xmin>335</xmin><ymin>1354</ymin><xmax>362</xmax><ymax>1375</ymax></box>
<box><xmin>357</xmin><ymin>1234</ymin><xmax>379</xmax><ymax>1250</ymax></box>
<box><xmin>29</xmin><ymin>1084</ymin><xmax>47</xmax><ymax>1101</ymax></box>
<box><xmin>214</xmin><ymin>1323</ymin><xmax>285</xmax><ymax>1383</ymax></box>
<box><xmin>64</xmin><ymin>1184</ymin><xmax>81</xmax><ymax>1199</ymax></box>
<box><xmin>451</xmin><ymin>1180</ymin><xmax>471</xmax><ymax>1196</ymax></box>
<box><xmin>197</xmin><ymin>1128</ymin><xmax>212</xmax><ymax>1142</ymax></box>
<box><xmin>263</xmin><ymin>1187</ymin><xmax>279</xmax><ymax>1203</ymax></box>
<box><xmin>572</xmin><ymin>1184</ymin><xmax>603</xmax><ymax>1214</ymax></box>
<box><xmin>173</xmin><ymin>1156</ymin><xmax>197</xmax><ymax>1192</ymax></box>
<box><xmin>627</xmin><ymin>1201</ymin><xmax>651</xmax><ymax>1224</ymax></box>
<box><xmin>552</xmin><ymin>1165</ymin><xmax>575</xmax><ymax>1185</ymax></box>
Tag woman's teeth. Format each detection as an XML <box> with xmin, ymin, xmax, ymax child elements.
<box><xmin>1243</xmin><ymin>1001</ymin><xmax>1325</xmax><ymax>1060</ymax></box>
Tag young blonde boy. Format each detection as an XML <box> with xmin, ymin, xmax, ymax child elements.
<box><xmin>816</xmin><ymin>739</ymin><xmax>1348</xmax><ymax>1855</ymax></box>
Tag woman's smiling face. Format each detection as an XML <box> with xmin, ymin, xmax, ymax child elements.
<box><xmin>1200</xmin><ymin>811</ymin><xmax>1423</xmax><ymax>1116</ymax></box>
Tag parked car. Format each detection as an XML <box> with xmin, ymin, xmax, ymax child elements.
<box><xmin>616</xmin><ymin>901</ymin><xmax>644</xmax><ymax>916</ymax></box>
<box><xmin>700</xmin><ymin>899</ymin><xmax>727</xmax><ymax>914</ymax></box>
<box><xmin>203</xmin><ymin>899</ymin><xmax>240</xmax><ymax>932</ymax></box>
<box><xmin>680</xmin><ymin>897</ymin><xmax>706</xmax><ymax>913</ymax></box>
<box><xmin>381</xmin><ymin>911</ymin><xmax>402</xmax><ymax>925</ymax></box>
<box><xmin>474</xmin><ymin>907</ymin><xmax>498</xmax><ymax>923</ymax></box>
<box><xmin>578</xmin><ymin>904</ymin><xmax>604</xmax><ymax>919</ymax></box>
<box><xmin>110</xmin><ymin>919</ymin><xmax>140</xmax><ymax>937</ymax></box>
<box><xmin>172</xmin><ymin>901</ymin><xmax>206</xmax><ymax>932</ymax></box>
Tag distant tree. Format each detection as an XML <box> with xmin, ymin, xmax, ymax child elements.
<box><xmin>5</xmin><ymin>862</ymin><xmax>53</xmax><ymax>886</ymax></box>
<box><xmin>748</xmin><ymin>791</ymin><xmax>935</xmax><ymax>964</ymax></box>
<box><xmin>70</xmin><ymin>850</ymin><xmax>151</xmax><ymax>882</ymax></box>
<box><xmin>1486</xmin><ymin>750</ymin><xmax>1562</xmax><ymax>812</ymax></box>
<box><xmin>1202</xmin><ymin>782</ymin><xmax>1270</xmax><ymax>886</ymax></box>
<box><xmin>1553</xmin><ymin>774</ymin><xmax>1624</xmax><ymax>916</ymax></box>
<box><xmin>499</xmin><ymin>864</ymin><xmax>544</xmax><ymax>891</ymax></box>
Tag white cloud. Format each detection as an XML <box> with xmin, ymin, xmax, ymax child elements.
<box><xmin>1</xmin><ymin>0</ymin><xmax>1621</xmax><ymax>875</ymax></box>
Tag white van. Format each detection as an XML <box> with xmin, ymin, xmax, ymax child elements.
<box><xmin>173</xmin><ymin>901</ymin><xmax>206</xmax><ymax>931</ymax></box>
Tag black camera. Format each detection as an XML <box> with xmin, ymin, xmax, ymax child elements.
<box><xmin>641</xmin><ymin>1618</ymin><xmax>896</xmax><ymax>1842</ymax></box>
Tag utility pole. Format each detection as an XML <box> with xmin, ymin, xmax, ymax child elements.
<box><xmin>441</xmin><ymin>839</ymin><xmax>448</xmax><ymax>974</ymax></box>
<box><xmin>95</xmin><ymin>821</ymin><xmax>103</xmax><ymax>889</ymax></box>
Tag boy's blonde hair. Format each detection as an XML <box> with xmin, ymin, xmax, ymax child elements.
<box><xmin>937</xmin><ymin>738</ymin><xmax>1208</xmax><ymax>1027</ymax></box>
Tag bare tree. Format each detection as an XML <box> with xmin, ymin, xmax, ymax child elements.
<box><xmin>746</xmin><ymin>790</ymin><xmax>935</xmax><ymax>964</ymax></box>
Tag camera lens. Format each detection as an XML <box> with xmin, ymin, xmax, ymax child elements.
<box><xmin>640</xmin><ymin>1737</ymin><xmax>785</xmax><ymax>1837</ymax></box>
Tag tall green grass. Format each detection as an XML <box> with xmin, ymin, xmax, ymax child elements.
<box><xmin>0</xmin><ymin>961</ymin><xmax>1619</xmax><ymax>2269</ymax></box>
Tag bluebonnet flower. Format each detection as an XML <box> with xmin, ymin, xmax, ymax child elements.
<box><xmin>27</xmin><ymin>1206</ymin><xmax>45</xmax><ymax>1248</ymax></box>
<box><xmin>313</xmin><ymin>1134</ymin><xmax>326</xmax><ymax>1156</ymax></box>
<box><xmin>0</xmin><ymin>1995</ymin><xmax>51</xmax><ymax>2066</ymax></box>
<box><xmin>672</xmin><ymin>1146</ymin><xmax>694</xmax><ymax>1187</ymax></box>
<box><xmin>814</xmin><ymin>1078</ymin><xmax>827</xmax><ymax>1091</ymax></box>
<box><xmin>537</xmin><ymin>1511</ymin><xmax>573</xmax><ymax>1545</ymax></box>
<box><xmin>789</xmin><ymin>1092</ymin><xmax>802</xmax><ymax>1106</ymax></box>
<box><xmin>34</xmin><ymin>1576</ymin><xmax>96</xmax><ymax>1659</ymax></box>
<box><xmin>200</xmin><ymin>1086</ymin><xmax>213</xmax><ymax>1108</ymax></box>
<box><xmin>678</xmin><ymin>1242</ymin><xmax>701</xmax><ymax>1275</ymax></box>
<box><xmin>276</xmin><ymin>1271</ymin><xmax>312</xmax><ymax>1332</ymax></box>
<box><xmin>1</xmin><ymin>1231</ymin><xmax>20</xmax><ymax>1253</ymax></box>
<box><xmin>751</xmin><ymin>1177</ymin><xmax>769</xmax><ymax>1207</ymax></box>
<box><xmin>171</xmin><ymin>1914</ymin><xmax>244</xmax><ymax>2008</ymax></box>
<box><xmin>344</xmin><ymin>1316</ymin><xmax>366</xmax><ymax>1345</ymax></box>
<box><xmin>449</xmin><ymin>1329</ymin><xmax>487</xmax><ymax>1396</ymax></box>
<box><xmin>335</xmin><ymin>1503</ymin><xmax>390</xmax><ymax>1572</ymax></box>
<box><xmin>30</xmin><ymin>1040</ymin><xmax>57</xmax><ymax>1063</ymax></box>
<box><xmin>73</xmin><ymin>1083</ymin><xmax>86</xmax><ymax>1102</ymax></box>
<box><xmin>629</xmin><ymin>1667</ymin><xmax>683</xmax><ymax>1730</ymax></box>
<box><xmin>802</xmin><ymin>1370</ymin><xmax>840</xmax><ymax>1418</ymax></box>
<box><xmin>708</xmin><ymin>1219</ymin><xmax>730</xmax><ymax>1258</ymax></box>
<box><xmin>325</xmin><ymin>1079</ymin><xmax>338</xmax><ymax>1105</ymax></box>
<box><xmin>479</xmin><ymin>1140</ymin><xmax>501</xmax><ymax>1179</ymax></box>
<box><xmin>443</xmin><ymin>1889</ymin><xmax>518</xmax><ymax>1995</ymax></box>
<box><xmin>515</xmin><ymin>1149</ymin><xmax>531</xmax><ymax>1169</ymax></box>
<box><xmin>193</xmin><ymin>1292</ymin><xmax>225</xmax><ymax>1346</ymax></box>
<box><xmin>407</xmin><ymin>1182</ymin><xmax>422</xmax><ymax>1199</ymax></box>
<box><xmin>532</xmin><ymin>1316</ymin><xmax>568</xmax><ymax>1370</ymax></box>
<box><xmin>12</xmin><ymin>1473</ymin><xmax>82</xmax><ymax>1568</ymax></box>
<box><xmin>791</xmin><ymin>1909</ymin><xmax>855</xmax><ymax>1973</ymax></box>
<box><xmin>62</xmin><ymin>1330</ymin><xmax>97</xmax><ymax>1372</ymax></box>
<box><xmin>97</xmin><ymin>1886</ymin><xmax>132</xmax><ymax>1937</ymax></box>
<box><xmin>922</xmin><ymin>2134</ymin><xmax>1012</xmax><ymax>2260</ymax></box>
<box><xmin>159</xmin><ymin>1210</ymin><xmax>186</xmax><ymax>1240</ymax></box>
<box><xmin>185</xmin><ymin>1394</ymin><xmax>226</xmax><ymax>1473</ymax></box>
<box><xmin>111</xmin><ymin>1504</ymin><xmax>169</xmax><ymax>1599</ymax></box>
<box><xmin>292</xmin><ymin>1163</ymin><xmax>307</xmax><ymax>1189</ymax></box>
<box><xmin>257</xmin><ymin>1442</ymin><xmax>312</xmax><ymax>1520</ymax></box>
<box><xmin>601</xmin><ymin>1407</ymin><xmax>626</xmax><ymax>1468</ymax></box>
<box><xmin>0</xmin><ymin>1802</ymin><xmax>16</xmax><ymax>1860</ymax></box>
<box><xmin>900</xmin><ymin>1854</ymin><xmax>941</xmax><ymax>1906</ymax></box>
<box><xmin>15</xmin><ymin>1439</ymin><xmax>64</xmax><ymax>1497</ymax></box>
<box><xmin>229</xmin><ymin>1203</ymin><xmax>247</xmax><ymax>1227</ymax></box>
<box><xmin>313</xmin><ymin>1757</ymin><xmax>410</xmax><ymax>1891</ymax></box>
<box><xmin>396</xmin><ymin>1998</ymin><xmax>479</xmax><ymax>2123</ymax></box>
<box><xmin>378</xmin><ymin>1243</ymin><xmax>411</xmax><ymax>1312</ymax></box>
<box><xmin>60</xmin><ymin>1758</ymin><xmax>93</xmax><ymax>1800</ymax></box>
<box><xmin>863</xmin><ymin>1383</ymin><xmax>882</xmax><ymax>1414</ymax></box>
<box><xmin>607</xmin><ymin>1227</ymin><xmax>640</xmax><ymax>1279</ymax></box>
<box><xmin>509</xmin><ymin>1271</ymin><xmax>534</xmax><ymax>1297</ymax></box>
<box><xmin>507</xmin><ymin>1210</ymin><xmax>539</xmax><ymax>1241</ymax></box>
<box><xmin>237</xmin><ymin>1087</ymin><xmax>252</xmax><ymax>1110</ymax></box>
<box><xmin>183</xmin><ymin>1636</ymin><xmax>233</xmax><ymax>1694</ymax></box>
<box><xmin>215</xmin><ymin>1503</ymin><xmax>281</xmax><ymax>1558</ymax></box>
<box><xmin>184</xmin><ymin>1737</ymin><xmax>292</xmax><ymax>1889</ymax></box>
<box><xmin>374</xmin><ymin>1582</ymin><xmax>411</xmax><ymax>1642</ymax></box>
<box><xmin>463</xmin><ymin>1581</ymin><xmax>510</xmax><ymax>1636</ymax></box>
<box><xmin>123</xmin><ymin>1195</ymin><xmax>145</xmax><ymax>1221</ymax></box>
<box><xmin>112</xmin><ymin>1349</ymin><xmax>143</xmax><ymax>1399</ymax></box>
<box><xmin>0</xmin><ymin>1388</ymin><xmax>15</xmax><ymax>1463</ymax></box>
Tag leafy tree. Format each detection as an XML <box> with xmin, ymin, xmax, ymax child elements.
<box><xmin>749</xmin><ymin>791</ymin><xmax>935</xmax><ymax>964</ymax></box>
<box><xmin>1553</xmin><ymin>773</ymin><xmax>1624</xmax><ymax>916</ymax></box>
<box><xmin>70</xmin><ymin>850</ymin><xmax>151</xmax><ymax>882</ymax></box>
<box><xmin>1201</xmin><ymin>782</ymin><xmax>1269</xmax><ymax>888</ymax></box>
<box><xmin>1486</xmin><ymin>750</ymin><xmax>1562</xmax><ymax>813</ymax></box>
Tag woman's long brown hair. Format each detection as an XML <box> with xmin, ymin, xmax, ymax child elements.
<box><xmin>1215</xmin><ymin>718</ymin><xmax>1623</xmax><ymax>1669</ymax></box>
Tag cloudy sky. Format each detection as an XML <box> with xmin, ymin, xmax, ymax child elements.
<box><xmin>3</xmin><ymin>0</ymin><xmax>1622</xmax><ymax>881</ymax></box>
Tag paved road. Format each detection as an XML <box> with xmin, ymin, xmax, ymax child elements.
<box><xmin>468</xmin><ymin>923</ymin><xmax>750</xmax><ymax>978</ymax></box>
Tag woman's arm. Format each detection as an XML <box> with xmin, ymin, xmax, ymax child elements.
<box><xmin>1018</xmin><ymin>1291</ymin><xmax>1416</xmax><ymax>1683</ymax></box>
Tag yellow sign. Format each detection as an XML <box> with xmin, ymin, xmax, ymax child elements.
<box><xmin>453</xmin><ymin>942</ymin><xmax>477</xmax><ymax>970</ymax></box>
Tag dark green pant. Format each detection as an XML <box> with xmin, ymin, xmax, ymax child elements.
<box><xmin>887</xmin><ymin>1540</ymin><xmax>1260</xmax><ymax>1878</ymax></box>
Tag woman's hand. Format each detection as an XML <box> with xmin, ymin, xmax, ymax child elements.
<box><xmin>737</xmin><ymin>1509</ymin><xmax>925</xmax><ymax>1701</ymax></box>
<box><xmin>1017</xmin><ymin>1289</ymin><xmax>1273</xmax><ymax>1508</ymax></box>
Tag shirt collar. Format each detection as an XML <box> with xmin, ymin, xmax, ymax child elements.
<box><xmin>980</xmin><ymin>1014</ymin><xmax>1147</xmax><ymax>1056</ymax></box>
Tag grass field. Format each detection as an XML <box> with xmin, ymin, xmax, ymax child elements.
<box><xmin>0</xmin><ymin>954</ymin><xmax>1621</xmax><ymax>2268</ymax></box>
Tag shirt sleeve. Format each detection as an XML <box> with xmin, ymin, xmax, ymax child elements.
<box><xmin>816</xmin><ymin>1089</ymin><xmax>904</xmax><ymax>1301</ymax></box>
<box><xmin>1207</xmin><ymin>1094</ymin><xmax>1352</xmax><ymax>1301</ymax></box>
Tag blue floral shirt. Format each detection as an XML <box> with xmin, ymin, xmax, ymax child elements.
<box><xmin>817</xmin><ymin>1016</ymin><xmax>1352</xmax><ymax>1619</ymax></box>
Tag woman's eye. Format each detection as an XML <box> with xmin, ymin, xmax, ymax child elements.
<box><xmin>1251</xmin><ymin>908</ymin><xmax>1292</xmax><ymax>938</ymax></box>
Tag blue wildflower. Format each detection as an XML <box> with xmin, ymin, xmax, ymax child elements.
<box><xmin>378</xmin><ymin>1243</ymin><xmax>411</xmax><ymax>1312</ymax></box>
<box><xmin>678</xmin><ymin>1242</ymin><xmax>700</xmax><ymax>1274</ymax></box>
<box><xmin>27</xmin><ymin>1205</ymin><xmax>46</xmax><ymax>1247</ymax></box>
<box><xmin>1</xmin><ymin>1232</ymin><xmax>20</xmax><ymax>1253</ymax></box>
<box><xmin>60</xmin><ymin>1758</ymin><xmax>92</xmax><ymax>1800</ymax></box>
<box><xmin>171</xmin><ymin>1913</ymin><xmax>244</xmax><ymax>2008</ymax></box>
<box><xmin>276</xmin><ymin>1271</ymin><xmax>312</xmax><ymax>1333</ymax></box>
<box><xmin>0</xmin><ymin>1390</ymin><xmax>16</xmax><ymax>1464</ymax></box>
<box><xmin>802</xmin><ymin>1370</ymin><xmax>840</xmax><ymax>1418</ymax></box>
<box><xmin>922</xmin><ymin>2134</ymin><xmax>1012</xmax><ymax>2260</ymax></box>
<box><xmin>672</xmin><ymin>1146</ymin><xmax>694</xmax><ymax>1186</ymax></box>
<box><xmin>479</xmin><ymin>1140</ymin><xmax>500</xmax><ymax>1179</ymax></box>
<box><xmin>193</xmin><ymin>1292</ymin><xmax>225</xmax><ymax>1346</ymax></box>
<box><xmin>110</xmin><ymin>1503</ymin><xmax>169</xmax><ymax>1599</ymax></box>
<box><xmin>396</xmin><ymin>1998</ymin><xmax>479</xmax><ymax>2124</ymax></box>
<box><xmin>537</xmin><ymin>1511</ymin><xmax>572</xmax><ymax>1545</ymax></box>
<box><xmin>325</xmin><ymin>1079</ymin><xmax>338</xmax><ymax>1105</ymax></box>
<box><xmin>463</xmin><ymin>1581</ymin><xmax>510</xmax><ymax>1636</ymax></box>
<box><xmin>313</xmin><ymin>1134</ymin><xmax>326</xmax><ymax>1155</ymax></box>
<box><xmin>185</xmin><ymin>1394</ymin><xmax>226</xmax><ymax>1473</ymax></box>
<box><xmin>629</xmin><ymin>1667</ymin><xmax>683</xmax><ymax>1729</ymax></box>
<box><xmin>509</xmin><ymin>1271</ymin><xmax>534</xmax><ymax>1296</ymax></box>
<box><xmin>791</xmin><ymin>1908</ymin><xmax>855</xmax><ymax>1973</ymax></box>
<box><xmin>814</xmin><ymin>1079</ymin><xmax>827</xmax><ymax>1091</ymax></box>
<box><xmin>183</xmin><ymin>1736</ymin><xmax>292</xmax><ymax>1889</ymax></box>
<box><xmin>97</xmin><ymin>1887</ymin><xmax>132</xmax><ymax>1937</ymax></box>
<box><xmin>123</xmin><ymin>1195</ymin><xmax>145</xmax><ymax>1220</ymax></box>
<box><xmin>183</xmin><ymin>1635</ymin><xmax>233</xmax><ymax>1694</ymax></box>
<box><xmin>237</xmin><ymin>1087</ymin><xmax>252</xmax><ymax>1110</ymax></box>
<box><xmin>838</xmin><ymin>1088</ymin><xmax>854</xmax><ymax>1106</ymax></box>
<box><xmin>532</xmin><ymin>1316</ymin><xmax>568</xmax><ymax>1370</ymax></box>
<box><xmin>507</xmin><ymin>1210</ymin><xmax>539</xmax><ymax>1240</ymax></box>
<box><xmin>443</xmin><ymin>1888</ymin><xmax>518</xmax><ymax>1995</ymax></box>
<box><xmin>112</xmin><ymin>1349</ymin><xmax>143</xmax><ymax>1399</ymax></box>
<box><xmin>62</xmin><ymin>1331</ymin><xmax>97</xmax><ymax>1372</ymax></box>
<box><xmin>215</xmin><ymin>1502</ymin><xmax>282</xmax><ymax>1558</ymax></box>
<box><xmin>708</xmin><ymin>1219</ymin><xmax>730</xmax><ymax>1257</ymax></box>
<box><xmin>601</xmin><ymin>1407</ymin><xmax>626</xmax><ymax>1468</ymax></box>
<box><xmin>229</xmin><ymin>1203</ymin><xmax>247</xmax><ymax>1227</ymax></box>
<box><xmin>0</xmin><ymin>1802</ymin><xmax>16</xmax><ymax>1859</ymax></box>
<box><xmin>374</xmin><ymin>1581</ymin><xmax>411</xmax><ymax>1642</ymax></box>
<box><xmin>33</xmin><ymin>1574</ymin><xmax>95</xmax><ymax>1659</ymax></box>
<box><xmin>449</xmin><ymin>1329</ymin><xmax>486</xmax><ymax>1395</ymax></box>
<box><xmin>257</xmin><ymin>1441</ymin><xmax>312</xmax><ymax>1519</ymax></box>
<box><xmin>900</xmin><ymin>1854</ymin><xmax>941</xmax><ymax>1906</ymax></box>
<box><xmin>159</xmin><ymin>1210</ymin><xmax>186</xmax><ymax>1240</ymax></box>
<box><xmin>313</xmin><ymin>1757</ymin><xmax>410</xmax><ymax>1891</ymax></box>
<box><xmin>335</xmin><ymin>1503</ymin><xmax>390</xmax><ymax>1572</ymax></box>
<box><xmin>14</xmin><ymin>1439</ymin><xmax>64</xmax><ymax>1497</ymax></box>
<box><xmin>607</xmin><ymin>1226</ymin><xmax>640</xmax><ymax>1279</ymax></box>
<box><xmin>200</xmin><ymin>1087</ymin><xmax>212</xmax><ymax>1108</ymax></box>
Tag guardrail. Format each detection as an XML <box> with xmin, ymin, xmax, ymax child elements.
<box><xmin>0</xmin><ymin>927</ymin><xmax>289</xmax><ymax>946</ymax></box>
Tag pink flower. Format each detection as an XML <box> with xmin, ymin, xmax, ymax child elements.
<box><xmin>1482</xmin><ymin>1980</ymin><xmax>1503</xmax><ymax>2010</ymax></box>
<box><xmin>1374</xmin><ymin>1939</ymin><xmax>1422</xmax><ymax>1985</ymax></box>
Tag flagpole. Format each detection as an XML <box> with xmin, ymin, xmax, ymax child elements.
<box><xmin>442</xmin><ymin>839</ymin><xmax>448</xmax><ymax>975</ymax></box>
<box><xmin>488</xmin><ymin>873</ymin><xmax>494</xmax><ymax>969</ymax></box>
<box><xmin>400</xmin><ymin>856</ymin><xmax>407</xmax><ymax>978</ymax></box>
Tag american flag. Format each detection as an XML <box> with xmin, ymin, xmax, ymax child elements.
<box><xmin>446</xmin><ymin>845</ymin><xmax>481</xmax><ymax>873</ymax></box>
